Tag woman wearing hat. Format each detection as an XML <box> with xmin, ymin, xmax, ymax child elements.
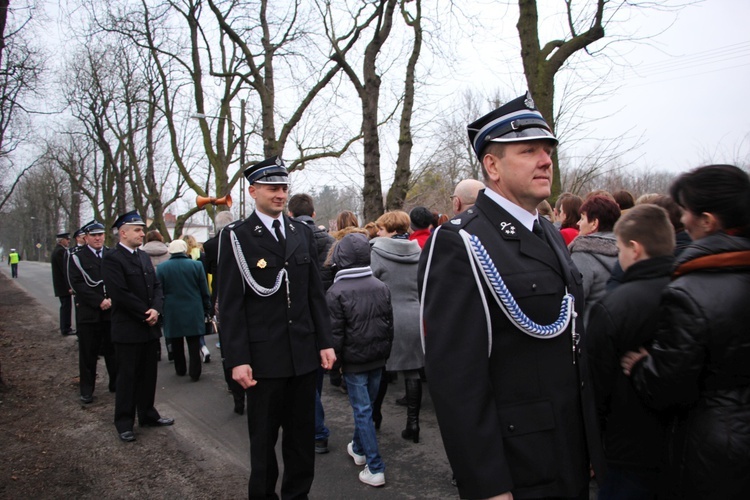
<box><xmin>156</xmin><ymin>239</ymin><xmax>211</xmax><ymax>381</ymax></box>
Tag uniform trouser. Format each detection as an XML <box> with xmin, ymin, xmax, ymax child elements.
<box><xmin>10</xmin><ymin>263</ymin><xmax>17</xmax><ymax>278</ymax></box>
<box><xmin>170</xmin><ymin>336</ymin><xmax>201</xmax><ymax>380</ymax></box>
<box><xmin>246</xmin><ymin>371</ymin><xmax>316</xmax><ymax>500</ymax></box>
<box><xmin>58</xmin><ymin>296</ymin><xmax>72</xmax><ymax>333</ymax></box>
<box><xmin>78</xmin><ymin>321</ymin><xmax>117</xmax><ymax>397</ymax></box>
<box><xmin>113</xmin><ymin>339</ymin><xmax>161</xmax><ymax>433</ymax></box>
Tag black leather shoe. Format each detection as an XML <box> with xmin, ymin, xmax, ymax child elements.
<box><xmin>141</xmin><ymin>417</ymin><xmax>174</xmax><ymax>427</ymax></box>
<box><xmin>61</xmin><ymin>330</ymin><xmax>77</xmax><ymax>336</ymax></box>
<box><xmin>80</xmin><ymin>394</ymin><xmax>94</xmax><ymax>404</ymax></box>
<box><xmin>119</xmin><ymin>431</ymin><xmax>136</xmax><ymax>442</ymax></box>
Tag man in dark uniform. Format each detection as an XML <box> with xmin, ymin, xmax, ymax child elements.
<box><xmin>418</xmin><ymin>92</ymin><xmax>604</xmax><ymax>499</ymax></box>
<box><xmin>102</xmin><ymin>210</ymin><xmax>172</xmax><ymax>443</ymax></box>
<box><xmin>51</xmin><ymin>231</ymin><xmax>75</xmax><ymax>336</ymax></box>
<box><xmin>68</xmin><ymin>220</ymin><xmax>118</xmax><ymax>404</ymax></box>
<box><xmin>217</xmin><ymin>156</ymin><xmax>336</xmax><ymax>499</ymax></box>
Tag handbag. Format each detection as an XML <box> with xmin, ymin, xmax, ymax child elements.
<box><xmin>204</xmin><ymin>315</ymin><xmax>219</xmax><ymax>336</ymax></box>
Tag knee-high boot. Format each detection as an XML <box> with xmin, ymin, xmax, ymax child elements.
<box><xmin>401</xmin><ymin>379</ymin><xmax>421</xmax><ymax>443</ymax></box>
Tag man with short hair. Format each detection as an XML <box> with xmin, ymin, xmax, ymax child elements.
<box><xmin>418</xmin><ymin>92</ymin><xmax>603</xmax><ymax>499</ymax></box>
<box><xmin>102</xmin><ymin>210</ymin><xmax>172</xmax><ymax>443</ymax></box>
<box><xmin>451</xmin><ymin>178</ymin><xmax>485</xmax><ymax>215</ymax></box>
<box><xmin>288</xmin><ymin>192</ymin><xmax>336</xmax><ymax>455</ymax></box>
<box><xmin>68</xmin><ymin>221</ymin><xmax>118</xmax><ymax>403</ymax></box>
<box><xmin>51</xmin><ymin>232</ymin><xmax>75</xmax><ymax>336</ymax></box>
<box><xmin>217</xmin><ymin>156</ymin><xmax>336</xmax><ymax>499</ymax></box>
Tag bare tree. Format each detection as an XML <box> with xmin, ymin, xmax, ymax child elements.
<box><xmin>385</xmin><ymin>0</ymin><xmax>422</xmax><ymax>211</ymax></box>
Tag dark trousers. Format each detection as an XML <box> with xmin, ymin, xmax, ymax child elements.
<box><xmin>77</xmin><ymin>321</ymin><xmax>117</xmax><ymax>397</ymax></box>
<box><xmin>58</xmin><ymin>296</ymin><xmax>73</xmax><ymax>333</ymax></box>
<box><xmin>113</xmin><ymin>339</ymin><xmax>161</xmax><ymax>433</ymax></box>
<box><xmin>10</xmin><ymin>263</ymin><xmax>17</xmax><ymax>278</ymax></box>
<box><xmin>246</xmin><ymin>371</ymin><xmax>316</xmax><ymax>500</ymax></box>
<box><xmin>170</xmin><ymin>336</ymin><xmax>201</xmax><ymax>380</ymax></box>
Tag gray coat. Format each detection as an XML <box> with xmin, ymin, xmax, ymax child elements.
<box><xmin>569</xmin><ymin>232</ymin><xmax>618</xmax><ymax>325</ymax></box>
<box><xmin>370</xmin><ymin>236</ymin><xmax>423</xmax><ymax>371</ymax></box>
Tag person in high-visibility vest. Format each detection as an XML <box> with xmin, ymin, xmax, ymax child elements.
<box><xmin>7</xmin><ymin>248</ymin><xmax>19</xmax><ymax>278</ymax></box>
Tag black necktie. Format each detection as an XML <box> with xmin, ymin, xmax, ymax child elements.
<box><xmin>272</xmin><ymin>219</ymin><xmax>286</xmax><ymax>250</ymax></box>
<box><xmin>96</xmin><ymin>250</ymin><xmax>101</xmax><ymax>259</ymax></box>
<box><xmin>533</xmin><ymin>219</ymin><xmax>547</xmax><ymax>243</ymax></box>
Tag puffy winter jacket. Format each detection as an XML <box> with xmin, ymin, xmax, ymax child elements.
<box><xmin>631</xmin><ymin>232</ymin><xmax>750</xmax><ymax>499</ymax></box>
<box><xmin>326</xmin><ymin>233</ymin><xmax>393</xmax><ymax>372</ymax></box>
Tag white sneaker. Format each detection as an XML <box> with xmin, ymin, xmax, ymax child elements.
<box><xmin>347</xmin><ymin>441</ymin><xmax>366</xmax><ymax>466</ymax></box>
<box><xmin>359</xmin><ymin>465</ymin><xmax>385</xmax><ymax>487</ymax></box>
<box><xmin>201</xmin><ymin>345</ymin><xmax>211</xmax><ymax>363</ymax></box>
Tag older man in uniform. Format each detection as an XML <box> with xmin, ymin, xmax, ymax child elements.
<box><xmin>418</xmin><ymin>92</ymin><xmax>603</xmax><ymax>499</ymax></box>
<box><xmin>51</xmin><ymin>231</ymin><xmax>75</xmax><ymax>336</ymax></box>
<box><xmin>217</xmin><ymin>156</ymin><xmax>336</xmax><ymax>499</ymax></box>
<box><xmin>102</xmin><ymin>210</ymin><xmax>172</xmax><ymax>443</ymax></box>
<box><xmin>68</xmin><ymin>220</ymin><xmax>118</xmax><ymax>404</ymax></box>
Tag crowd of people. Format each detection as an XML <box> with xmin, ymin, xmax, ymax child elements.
<box><xmin>36</xmin><ymin>91</ymin><xmax>750</xmax><ymax>500</ymax></box>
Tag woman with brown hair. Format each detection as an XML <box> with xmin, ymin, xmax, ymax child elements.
<box><xmin>555</xmin><ymin>193</ymin><xmax>584</xmax><ymax>245</ymax></box>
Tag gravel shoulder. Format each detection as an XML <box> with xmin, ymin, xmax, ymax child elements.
<box><xmin>0</xmin><ymin>272</ymin><xmax>245</xmax><ymax>499</ymax></box>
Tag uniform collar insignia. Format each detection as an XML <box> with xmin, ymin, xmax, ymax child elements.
<box><xmin>500</xmin><ymin>222</ymin><xmax>516</xmax><ymax>235</ymax></box>
<box><xmin>253</xmin><ymin>225</ymin><xmax>263</xmax><ymax>236</ymax></box>
<box><xmin>288</xmin><ymin>223</ymin><xmax>296</xmax><ymax>233</ymax></box>
<box><xmin>451</xmin><ymin>218</ymin><xmax>461</xmax><ymax>225</ymax></box>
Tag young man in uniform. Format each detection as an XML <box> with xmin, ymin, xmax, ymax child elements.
<box><xmin>217</xmin><ymin>156</ymin><xmax>335</xmax><ymax>499</ymax></box>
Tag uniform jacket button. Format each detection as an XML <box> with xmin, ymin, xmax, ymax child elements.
<box><xmin>508</xmin><ymin>424</ymin><xmax>515</xmax><ymax>432</ymax></box>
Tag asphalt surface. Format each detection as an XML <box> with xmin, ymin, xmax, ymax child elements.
<box><xmin>1</xmin><ymin>260</ymin><xmax>457</xmax><ymax>498</ymax></box>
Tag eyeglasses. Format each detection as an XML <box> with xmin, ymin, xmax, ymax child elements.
<box><xmin>449</xmin><ymin>195</ymin><xmax>458</xmax><ymax>200</ymax></box>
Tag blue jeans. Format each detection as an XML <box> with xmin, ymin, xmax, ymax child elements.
<box><xmin>315</xmin><ymin>367</ymin><xmax>329</xmax><ymax>440</ymax></box>
<box><xmin>344</xmin><ymin>370</ymin><xmax>385</xmax><ymax>473</ymax></box>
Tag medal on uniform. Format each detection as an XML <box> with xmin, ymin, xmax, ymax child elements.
<box><xmin>257</xmin><ymin>258</ymin><xmax>267</xmax><ymax>269</ymax></box>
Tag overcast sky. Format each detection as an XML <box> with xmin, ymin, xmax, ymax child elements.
<box><xmin>443</xmin><ymin>0</ymin><xmax>750</xmax><ymax>174</ymax></box>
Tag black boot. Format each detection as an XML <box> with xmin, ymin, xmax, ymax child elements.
<box><xmin>401</xmin><ymin>379</ymin><xmax>421</xmax><ymax>443</ymax></box>
<box><xmin>372</xmin><ymin>368</ymin><xmax>389</xmax><ymax>430</ymax></box>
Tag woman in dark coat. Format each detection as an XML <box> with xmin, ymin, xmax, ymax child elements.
<box><xmin>622</xmin><ymin>164</ymin><xmax>750</xmax><ymax>499</ymax></box>
<box><xmin>156</xmin><ymin>239</ymin><xmax>211</xmax><ymax>381</ymax></box>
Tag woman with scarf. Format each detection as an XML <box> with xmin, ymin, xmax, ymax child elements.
<box><xmin>621</xmin><ymin>164</ymin><xmax>750</xmax><ymax>499</ymax></box>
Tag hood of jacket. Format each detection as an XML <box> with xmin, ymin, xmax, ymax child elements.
<box><xmin>568</xmin><ymin>232</ymin><xmax>618</xmax><ymax>257</ymax></box>
<box><xmin>370</xmin><ymin>236</ymin><xmax>421</xmax><ymax>264</ymax></box>
<box><xmin>142</xmin><ymin>240</ymin><xmax>169</xmax><ymax>258</ymax></box>
<box><xmin>332</xmin><ymin>233</ymin><xmax>371</xmax><ymax>269</ymax></box>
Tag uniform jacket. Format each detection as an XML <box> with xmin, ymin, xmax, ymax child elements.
<box><xmin>217</xmin><ymin>212</ymin><xmax>332</xmax><ymax>378</ymax></box>
<box><xmin>631</xmin><ymin>232</ymin><xmax>750</xmax><ymax>499</ymax></box>
<box><xmin>418</xmin><ymin>192</ymin><xmax>604</xmax><ymax>499</ymax></box>
<box><xmin>370</xmin><ymin>236</ymin><xmax>423</xmax><ymax>372</ymax></box>
<box><xmin>51</xmin><ymin>243</ymin><xmax>72</xmax><ymax>297</ymax></box>
<box><xmin>102</xmin><ymin>243</ymin><xmax>163</xmax><ymax>344</ymax></box>
<box><xmin>585</xmin><ymin>255</ymin><xmax>674</xmax><ymax>470</ymax></box>
<box><xmin>68</xmin><ymin>246</ymin><xmax>111</xmax><ymax>324</ymax></box>
<box><xmin>156</xmin><ymin>253</ymin><xmax>211</xmax><ymax>339</ymax></box>
<box><xmin>327</xmin><ymin>233</ymin><xmax>393</xmax><ymax>373</ymax></box>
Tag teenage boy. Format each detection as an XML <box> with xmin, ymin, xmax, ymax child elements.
<box><xmin>585</xmin><ymin>204</ymin><xmax>676</xmax><ymax>498</ymax></box>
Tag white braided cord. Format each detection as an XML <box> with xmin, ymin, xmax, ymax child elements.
<box><xmin>71</xmin><ymin>253</ymin><xmax>104</xmax><ymax>288</ymax></box>
<box><xmin>459</xmin><ymin>229</ymin><xmax>575</xmax><ymax>339</ymax></box>
<box><xmin>230</xmin><ymin>229</ymin><xmax>287</xmax><ymax>297</ymax></box>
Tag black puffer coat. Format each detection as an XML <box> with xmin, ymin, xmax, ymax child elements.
<box><xmin>631</xmin><ymin>232</ymin><xmax>750</xmax><ymax>499</ymax></box>
<box><xmin>326</xmin><ymin>233</ymin><xmax>393</xmax><ymax>373</ymax></box>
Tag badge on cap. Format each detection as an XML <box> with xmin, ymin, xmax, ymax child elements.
<box><xmin>257</xmin><ymin>258</ymin><xmax>267</xmax><ymax>269</ymax></box>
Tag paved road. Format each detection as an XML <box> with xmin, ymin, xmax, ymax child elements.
<box><xmin>1</xmin><ymin>260</ymin><xmax>457</xmax><ymax>498</ymax></box>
